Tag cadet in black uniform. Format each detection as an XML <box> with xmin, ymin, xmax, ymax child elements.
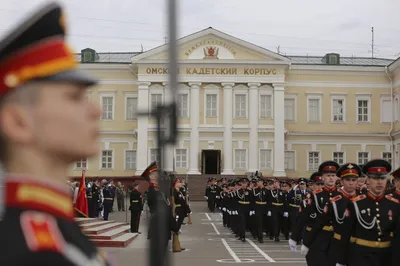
<box><xmin>289</xmin><ymin>161</ymin><xmax>340</xmax><ymax>266</ymax></box>
<box><xmin>173</xmin><ymin>178</ymin><xmax>190</xmax><ymax>231</ymax></box>
<box><xmin>0</xmin><ymin>3</ymin><xmax>114</xmax><ymax>266</ymax></box>
<box><xmin>337</xmin><ymin>159</ymin><xmax>400</xmax><ymax>266</ymax></box>
<box><xmin>129</xmin><ymin>182</ymin><xmax>143</xmax><ymax>233</ymax></box>
<box><xmin>205</xmin><ymin>178</ymin><xmax>218</xmax><ymax>212</ymax></box>
<box><xmin>103</xmin><ymin>180</ymin><xmax>113</xmax><ymax>221</ymax></box>
<box><xmin>236</xmin><ymin>177</ymin><xmax>251</xmax><ymax>242</ymax></box>
<box><xmin>268</xmin><ymin>178</ymin><xmax>286</xmax><ymax>242</ymax></box>
<box><xmin>253</xmin><ymin>177</ymin><xmax>268</xmax><ymax>243</ymax></box>
<box><xmin>287</xmin><ymin>178</ymin><xmax>308</xmax><ymax>232</ymax></box>
<box><xmin>303</xmin><ymin>163</ymin><xmax>361</xmax><ymax>266</ymax></box>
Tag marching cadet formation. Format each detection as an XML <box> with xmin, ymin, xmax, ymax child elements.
<box><xmin>206</xmin><ymin>159</ymin><xmax>400</xmax><ymax>266</ymax></box>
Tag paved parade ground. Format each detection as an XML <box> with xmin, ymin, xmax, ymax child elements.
<box><xmin>104</xmin><ymin>202</ymin><xmax>307</xmax><ymax>266</ymax></box>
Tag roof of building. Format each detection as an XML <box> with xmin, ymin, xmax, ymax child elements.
<box><xmin>74</xmin><ymin>52</ymin><xmax>394</xmax><ymax>67</ymax></box>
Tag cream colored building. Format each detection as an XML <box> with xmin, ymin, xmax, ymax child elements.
<box><xmin>69</xmin><ymin>27</ymin><xmax>400</xmax><ymax>179</ymax></box>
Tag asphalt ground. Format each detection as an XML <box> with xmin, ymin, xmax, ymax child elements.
<box><xmin>103</xmin><ymin>202</ymin><xmax>307</xmax><ymax>266</ymax></box>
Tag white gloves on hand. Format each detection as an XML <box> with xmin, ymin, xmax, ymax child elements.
<box><xmin>222</xmin><ymin>207</ymin><xmax>226</xmax><ymax>212</ymax></box>
<box><xmin>267</xmin><ymin>211</ymin><xmax>272</xmax><ymax>217</ymax></box>
<box><xmin>204</xmin><ymin>196</ymin><xmax>208</xmax><ymax>199</ymax></box>
<box><xmin>288</xmin><ymin>239</ymin><xmax>297</xmax><ymax>252</ymax></box>
<box><xmin>336</xmin><ymin>264</ymin><xmax>346</xmax><ymax>266</ymax></box>
<box><xmin>283</xmin><ymin>212</ymin><xmax>289</xmax><ymax>217</ymax></box>
<box><xmin>300</xmin><ymin>244</ymin><xmax>309</xmax><ymax>256</ymax></box>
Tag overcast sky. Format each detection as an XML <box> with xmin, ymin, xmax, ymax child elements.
<box><xmin>0</xmin><ymin>0</ymin><xmax>399</xmax><ymax>58</ymax></box>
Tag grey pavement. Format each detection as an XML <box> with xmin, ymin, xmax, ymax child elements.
<box><xmin>102</xmin><ymin>202</ymin><xmax>307</xmax><ymax>266</ymax></box>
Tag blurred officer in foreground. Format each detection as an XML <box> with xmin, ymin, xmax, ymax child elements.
<box><xmin>0</xmin><ymin>2</ymin><xmax>114</xmax><ymax>265</ymax></box>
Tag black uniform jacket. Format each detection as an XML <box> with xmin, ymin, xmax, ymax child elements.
<box><xmin>0</xmin><ymin>176</ymin><xmax>113</xmax><ymax>266</ymax></box>
<box><xmin>129</xmin><ymin>189</ymin><xmax>143</xmax><ymax>212</ymax></box>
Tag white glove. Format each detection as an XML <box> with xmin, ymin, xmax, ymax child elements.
<box><xmin>336</xmin><ymin>264</ymin><xmax>346</xmax><ymax>266</ymax></box>
<box><xmin>216</xmin><ymin>196</ymin><xmax>220</xmax><ymax>199</ymax></box>
<box><xmin>267</xmin><ymin>211</ymin><xmax>272</xmax><ymax>217</ymax></box>
<box><xmin>293</xmin><ymin>184</ymin><xmax>299</xmax><ymax>190</ymax></box>
<box><xmin>249</xmin><ymin>211</ymin><xmax>253</xmax><ymax>216</ymax></box>
<box><xmin>223</xmin><ymin>207</ymin><xmax>226</xmax><ymax>212</ymax></box>
<box><xmin>288</xmin><ymin>239</ymin><xmax>297</xmax><ymax>252</ymax></box>
<box><xmin>283</xmin><ymin>212</ymin><xmax>289</xmax><ymax>217</ymax></box>
<box><xmin>204</xmin><ymin>196</ymin><xmax>208</xmax><ymax>199</ymax></box>
<box><xmin>300</xmin><ymin>244</ymin><xmax>309</xmax><ymax>256</ymax></box>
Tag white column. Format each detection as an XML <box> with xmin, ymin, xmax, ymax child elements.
<box><xmin>221</xmin><ymin>83</ymin><xmax>235</xmax><ymax>175</ymax></box>
<box><xmin>248</xmin><ymin>83</ymin><xmax>260</xmax><ymax>172</ymax></box>
<box><xmin>135</xmin><ymin>82</ymin><xmax>151</xmax><ymax>175</ymax></box>
<box><xmin>273</xmin><ymin>83</ymin><xmax>287</xmax><ymax>177</ymax></box>
<box><xmin>187</xmin><ymin>82</ymin><xmax>201</xmax><ymax>174</ymax></box>
<box><xmin>163</xmin><ymin>82</ymin><xmax>174</xmax><ymax>172</ymax></box>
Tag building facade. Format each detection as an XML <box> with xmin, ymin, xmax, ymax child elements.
<box><xmin>69</xmin><ymin>27</ymin><xmax>400</xmax><ymax>179</ymax></box>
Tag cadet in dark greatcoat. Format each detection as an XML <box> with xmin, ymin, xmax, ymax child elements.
<box><xmin>129</xmin><ymin>182</ymin><xmax>143</xmax><ymax>233</ymax></box>
<box><xmin>0</xmin><ymin>3</ymin><xmax>113</xmax><ymax>265</ymax></box>
<box><xmin>236</xmin><ymin>177</ymin><xmax>251</xmax><ymax>242</ymax></box>
<box><xmin>337</xmin><ymin>159</ymin><xmax>400</xmax><ymax>266</ymax></box>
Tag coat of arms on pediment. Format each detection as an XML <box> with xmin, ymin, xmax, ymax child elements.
<box><xmin>203</xmin><ymin>46</ymin><xmax>219</xmax><ymax>59</ymax></box>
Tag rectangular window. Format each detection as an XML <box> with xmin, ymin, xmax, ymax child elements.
<box><xmin>357</xmin><ymin>152</ymin><xmax>369</xmax><ymax>165</ymax></box>
<box><xmin>151</xmin><ymin>94</ymin><xmax>162</xmax><ymax>113</ymax></box>
<box><xmin>75</xmin><ymin>158</ymin><xmax>87</xmax><ymax>169</ymax></box>
<box><xmin>150</xmin><ymin>148</ymin><xmax>161</xmax><ymax>164</ymax></box>
<box><xmin>260</xmin><ymin>95</ymin><xmax>272</xmax><ymax>118</ymax></box>
<box><xmin>333</xmin><ymin>152</ymin><xmax>345</xmax><ymax>165</ymax></box>
<box><xmin>308</xmin><ymin>151</ymin><xmax>320</xmax><ymax>171</ymax></box>
<box><xmin>235</xmin><ymin>149</ymin><xmax>246</xmax><ymax>169</ymax></box>
<box><xmin>177</xmin><ymin>94</ymin><xmax>188</xmax><ymax>117</ymax></box>
<box><xmin>259</xmin><ymin>149</ymin><xmax>272</xmax><ymax>169</ymax></box>
<box><xmin>175</xmin><ymin>149</ymin><xmax>188</xmax><ymax>168</ymax></box>
<box><xmin>383</xmin><ymin>152</ymin><xmax>392</xmax><ymax>166</ymax></box>
<box><xmin>381</xmin><ymin>99</ymin><xmax>392</xmax><ymax>123</ymax></box>
<box><xmin>332</xmin><ymin>99</ymin><xmax>345</xmax><ymax>122</ymax></box>
<box><xmin>101</xmin><ymin>150</ymin><xmax>113</xmax><ymax>169</ymax></box>
<box><xmin>206</xmin><ymin>94</ymin><xmax>217</xmax><ymax>117</ymax></box>
<box><xmin>125</xmin><ymin>150</ymin><xmax>136</xmax><ymax>170</ymax></box>
<box><xmin>101</xmin><ymin>96</ymin><xmax>114</xmax><ymax>120</ymax></box>
<box><xmin>284</xmin><ymin>151</ymin><xmax>295</xmax><ymax>171</ymax></box>
<box><xmin>357</xmin><ymin>100</ymin><xmax>369</xmax><ymax>122</ymax></box>
<box><xmin>126</xmin><ymin>97</ymin><xmax>137</xmax><ymax>120</ymax></box>
<box><xmin>235</xmin><ymin>94</ymin><xmax>247</xmax><ymax>118</ymax></box>
<box><xmin>284</xmin><ymin>98</ymin><xmax>295</xmax><ymax>121</ymax></box>
<box><xmin>308</xmin><ymin>98</ymin><xmax>321</xmax><ymax>122</ymax></box>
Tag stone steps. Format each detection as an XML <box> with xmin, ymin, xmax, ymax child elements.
<box><xmin>75</xmin><ymin>218</ymin><xmax>137</xmax><ymax>248</ymax></box>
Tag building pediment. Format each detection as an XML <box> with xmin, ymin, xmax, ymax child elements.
<box><xmin>131</xmin><ymin>27</ymin><xmax>290</xmax><ymax>64</ymax></box>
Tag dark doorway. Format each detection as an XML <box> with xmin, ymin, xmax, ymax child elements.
<box><xmin>201</xmin><ymin>150</ymin><xmax>221</xmax><ymax>174</ymax></box>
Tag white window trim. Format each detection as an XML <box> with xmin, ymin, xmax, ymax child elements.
<box><xmin>100</xmin><ymin>93</ymin><xmax>116</xmax><ymax>121</ymax></box>
<box><xmin>331</xmin><ymin>95</ymin><xmax>346</xmax><ymax>123</ymax></box>
<box><xmin>356</xmin><ymin>95</ymin><xmax>371</xmax><ymax>123</ymax></box>
<box><xmin>74</xmin><ymin>158</ymin><xmax>88</xmax><ymax>170</ymax></box>
<box><xmin>99</xmin><ymin>149</ymin><xmax>114</xmax><ymax>170</ymax></box>
<box><xmin>258</xmin><ymin>148</ymin><xmax>273</xmax><ymax>170</ymax></box>
<box><xmin>307</xmin><ymin>151</ymin><xmax>321</xmax><ymax>172</ymax></box>
<box><xmin>307</xmin><ymin>93</ymin><xmax>322</xmax><ymax>123</ymax></box>
<box><xmin>124</xmin><ymin>149</ymin><xmax>136</xmax><ymax>170</ymax></box>
<box><xmin>284</xmin><ymin>95</ymin><xmax>297</xmax><ymax>122</ymax></box>
<box><xmin>177</xmin><ymin>92</ymin><xmax>190</xmax><ymax>118</ymax></box>
<box><xmin>381</xmin><ymin>151</ymin><xmax>392</xmax><ymax>164</ymax></box>
<box><xmin>332</xmin><ymin>151</ymin><xmax>346</xmax><ymax>165</ymax></box>
<box><xmin>174</xmin><ymin>148</ymin><xmax>189</xmax><ymax>169</ymax></box>
<box><xmin>204</xmin><ymin>84</ymin><xmax>220</xmax><ymax>122</ymax></box>
<box><xmin>259</xmin><ymin>91</ymin><xmax>274</xmax><ymax>119</ymax></box>
<box><xmin>380</xmin><ymin>95</ymin><xmax>392</xmax><ymax>124</ymax></box>
<box><xmin>234</xmin><ymin>148</ymin><xmax>248</xmax><ymax>170</ymax></box>
<box><xmin>124</xmin><ymin>92</ymin><xmax>138</xmax><ymax>121</ymax></box>
<box><xmin>233</xmin><ymin>86</ymin><xmax>249</xmax><ymax>119</ymax></box>
<box><xmin>284</xmin><ymin>150</ymin><xmax>296</xmax><ymax>171</ymax></box>
<box><xmin>148</xmin><ymin>148</ymin><xmax>160</xmax><ymax>165</ymax></box>
<box><xmin>357</xmin><ymin>151</ymin><xmax>370</xmax><ymax>164</ymax></box>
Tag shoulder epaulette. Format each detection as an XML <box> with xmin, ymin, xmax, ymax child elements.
<box><xmin>20</xmin><ymin>211</ymin><xmax>65</xmax><ymax>253</ymax></box>
<box><xmin>330</xmin><ymin>195</ymin><xmax>342</xmax><ymax>202</ymax></box>
<box><xmin>312</xmin><ymin>189</ymin><xmax>323</xmax><ymax>195</ymax></box>
<box><xmin>385</xmin><ymin>194</ymin><xmax>400</xmax><ymax>204</ymax></box>
<box><xmin>352</xmin><ymin>194</ymin><xmax>367</xmax><ymax>202</ymax></box>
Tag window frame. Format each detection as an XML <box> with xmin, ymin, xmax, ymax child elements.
<box><xmin>100</xmin><ymin>150</ymin><xmax>114</xmax><ymax>170</ymax></box>
<box><xmin>175</xmin><ymin>148</ymin><xmax>189</xmax><ymax>169</ymax></box>
<box><xmin>100</xmin><ymin>93</ymin><xmax>116</xmax><ymax>121</ymax></box>
<box><xmin>331</xmin><ymin>95</ymin><xmax>346</xmax><ymax>123</ymax></box>
<box><xmin>259</xmin><ymin>148</ymin><xmax>273</xmax><ymax>170</ymax></box>
<box><xmin>356</xmin><ymin>95</ymin><xmax>371</xmax><ymax>123</ymax></box>
<box><xmin>307</xmin><ymin>94</ymin><xmax>322</xmax><ymax>123</ymax></box>
<box><xmin>124</xmin><ymin>150</ymin><xmax>137</xmax><ymax>170</ymax></box>
<box><xmin>307</xmin><ymin>151</ymin><xmax>321</xmax><ymax>172</ymax></box>
<box><xmin>234</xmin><ymin>149</ymin><xmax>248</xmax><ymax>170</ymax></box>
